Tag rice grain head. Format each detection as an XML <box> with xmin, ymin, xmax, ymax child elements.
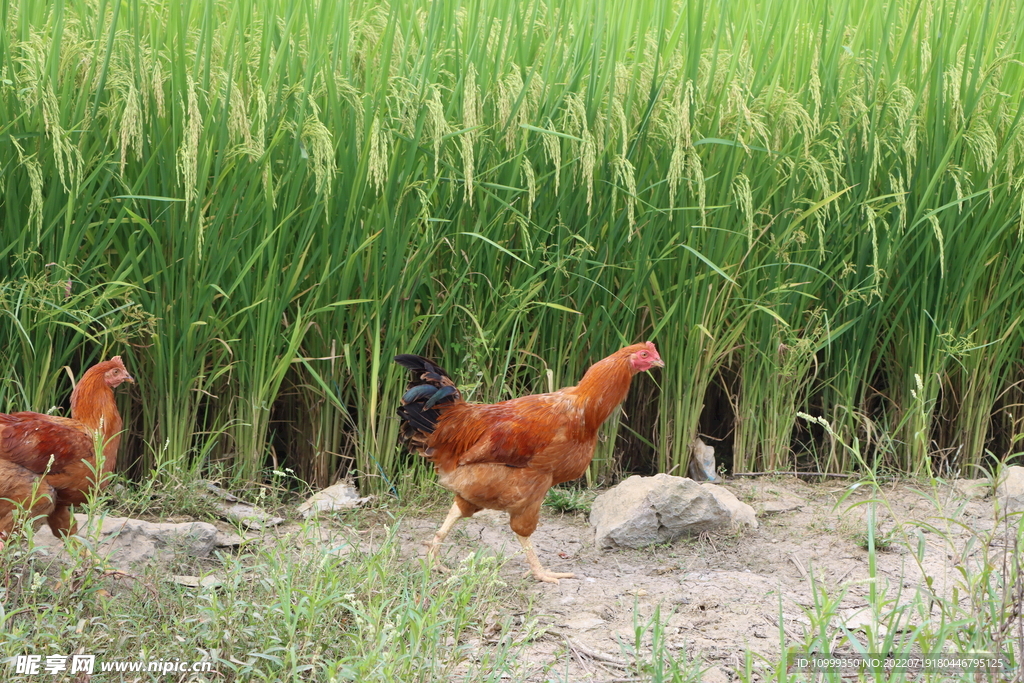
<box><xmin>119</xmin><ymin>81</ymin><xmax>143</xmax><ymax>176</ymax></box>
<box><xmin>303</xmin><ymin>100</ymin><xmax>336</xmax><ymax>203</ymax></box>
<box><xmin>732</xmin><ymin>172</ymin><xmax>754</xmax><ymax>248</ymax></box>
<box><xmin>540</xmin><ymin>117</ymin><xmax>561</xmax><ymax>196</ymax></box>
<box><xmin>523</xmin><ymin>158</ymin><xmax>536</xmax><ymax>220</ymax></box>
<box><xmin>366</xmin><ymin>115</ymin><xmax>390</xmax><ymax>196</ymax></box>
<box><xmin>613</xmin><ymin>155</ymin><xmax>637</xmax><ymax>236</ymax></box>
<box><xmin>177</xmin><ymin>75</ymin><xmax>202</xmax><ymax>221</ymax></box>
<box><xmin>461</xmin><ymin>63</ymin><xmax>480</xmax><ymax>205</ymax></box>
<box><xmin>496</xmin><ymin>65</ymin><xmax>526</xmax><ymax>149</ymax></box>
<box><xmin>226</xmin><ymin>74</ymin><xmax>253</xmax><ymax>150</ymax></box>
<box><xmin>151</xmin><ymin>53</ymin><xmax>166</xmax><ymax>118</ymax></box>
<box><xmin>426</xmin><ymin>85</ymin><xmax>447</xmax><ymax>177</ymax></box>
<box><xmin>563</xmin><ymin>93</ymin><xmax>594</xmax><ymax>214</ymax></box>
<box><xmin>864</xmin><ymin>203</ymin><xmax>880</xmax><ymax>289</ymax></box>
<box><xmin>12</xmin><ymin>140</ymin><xmax>43</xmax><ymax>244</ymax></box>
<box><xmin>928</xmin><ymin>214</ymin><xmax>945</xmax><ymax>279</ymax></box>
<box><xmin>41</xmin><ymin>83</ymin><xmax>81</xmax><ymax>192</ymax></box>
<box><xmin>667</xmin><ymin>80</ymin><xmax>694</xmax><ymax>211</ymax></box>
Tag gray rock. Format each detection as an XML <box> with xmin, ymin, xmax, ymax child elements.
<box><xmin>591</xmin><ymin>474</ymin><xmax>757</xmax><ymax>549</ymax></box>
<box><xmin>199</xmin><ymin>481</ymin><xmax>283</xmax><ymax>528</ymax></box>
<box><xmin>213</xmin><ymin>530</ymin><xmax>247</xmax><ymax>547</ymax></box>
<box><xmin>704</xmin><ymin>483</ymin><xmax>758</xmax><ymax>529</ymax></box>
<box><xmin>996</xmin><ymin>466</ymin><xmax>1024</xmax><ymax>512</ymax></box>
<box><xmin>217</xmin><ymin>503</ymin><xmax>284</xmax><ymax>530</ymax></box>
<box><xmin>202</xmin><ymin>480</ymin><xmax>239</xmax><ymax>502</ymax></box>
<box><xmin>34</xmin><ymin>514</ymin><xmax>221</xmax><ymax>567</ymax></box>
<box><xmin>689</xmin><ymin>438</ymin><xmax>719</xmax><ymax>482</ymax></box>
<box><xmin>297</xmin><ymin>481</ymin><xmax>372</xmax><ymax>519</ymax></box>
<box><xmin>953</xmin><ymin>478</ymin><xmax>990</xmax><ymax>500</ymax></box>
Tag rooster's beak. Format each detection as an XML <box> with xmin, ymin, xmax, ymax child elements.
<box><xmin>651</xmin><ymin>358</ymin><xmax>665</xmax><ymax>369</ymax></box>
<box><xmin>125</xmin><ymin>374</ymin><xmax>136</xmax><ymax>384</ymax></box>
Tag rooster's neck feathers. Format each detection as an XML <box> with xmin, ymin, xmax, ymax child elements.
<box><xmin>571</xmin><ymin>352</ymin><xmax>635</xmax><ymax>429</ymax></box>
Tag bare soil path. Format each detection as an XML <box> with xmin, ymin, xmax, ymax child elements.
<box><xmin>388</xmin><ymin>477</ymin><xmax>998</xmax><ymax>681</ymax></box>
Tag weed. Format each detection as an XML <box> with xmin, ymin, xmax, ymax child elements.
<box><xmin>544</xmin><ymin>488</ymin><xmax>595</xmax><ymax>515</ymax></box>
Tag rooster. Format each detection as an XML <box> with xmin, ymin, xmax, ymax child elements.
<box><xmin>395</xmin><ymin>342</ymin><xmax>664</xmax><ymax>583</ymax></box>
<box><xmin>0</xmin><ymin>356</ymin><xmax>134</xmax><ymax>548</ymax></box>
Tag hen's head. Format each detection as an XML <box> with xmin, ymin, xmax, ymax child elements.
<box><xmin>626</xmin><ymin>341</ymin><xmax>664</xmax><ymax>373</ymax></box>
<box><xmin>89</xmin><ymin>356</ymin><xmax>135</xmax><ymax>387</ymax></box>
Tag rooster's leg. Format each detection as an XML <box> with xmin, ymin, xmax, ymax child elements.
<box><xmin>426</xmin><ymin>501</ymin><xmax>463</xmax><ymax>558</ymax></box>
<box><xmin>516</xmin><ymin>534</ymin><xmax>575</xmax><ymax>584</ymax></box>
<box><xmin>426</xmin><ymin>496</ymin><xmax>479</xmax><ymax>563</ymax></box>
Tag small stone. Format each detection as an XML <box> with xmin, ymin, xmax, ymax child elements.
<box><xmin>297</xmin><ymin>481</ymin><xmax>372</xmax><ymax>519</ymax></box>
<box><xmin>689</xmin><ymin>438</ymin><xmax>719</xmax><ymax>482</ymax></box>
<box><xmin>702</xmin><ymin>665</ymin><xmax>730</xmax><ymax>683</ymax></box>
<box><xmin>169</xmin><ymin>575</ymin><xmax>222</xmax><ymax>589</ymax></box>
<box><xmin>842</xmin><ymin>607</ymin><xmax>888</xmax><ymax>637</ymax></box>
<box><xmin>218</xmin><ymin>503</ymin><xmax>284</xmax><ymax>530</ymax></box>
<box><xmin>170</xmin><ymin>575</ymin><xmax>201</xmax><ymax>587</ymax></box>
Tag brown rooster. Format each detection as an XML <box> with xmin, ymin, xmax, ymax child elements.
<box><xmin>0</xmin><ymin>356</ymin><xmax>134</xmax><ymax>548</ymax></box>
<box><xmin>396</xmin><ymin>342</ymin><xmax>664</xmax><ymax>583</ymax></box>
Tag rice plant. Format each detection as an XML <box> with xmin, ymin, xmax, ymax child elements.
<box><xmin>1</xmin><ymin>0</ymin><xmax>1022</xmax><ymax>489</ymax></box>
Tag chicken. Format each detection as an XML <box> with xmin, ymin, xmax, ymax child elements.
<box><xmin>0</xmin><ymin>460</ymin><xmax>57</xmax><ymax>546</ymax></box>
<box><xmin>0</xmin><ymin>356</ymin><xmax>134</xmax><ymax>549</ymax></box>
<box><xmin>395</xmin><ymin>342</ymin><xmax>664</xmax><ymax>583</ymax></box>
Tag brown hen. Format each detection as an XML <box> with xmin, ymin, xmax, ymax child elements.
<box><xmin>0</xmin><ymin>356</ymin><xmax>134</xmax><ymax>548</ymax></box>
<box><xmin>395</xmin><ymin>342</ymin><xmax>664</xmax><ymax>583</ymax></box>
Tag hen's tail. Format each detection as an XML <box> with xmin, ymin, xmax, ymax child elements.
<box><xmin>394</xmin><ymin>354</ymin><xmax>462</xmax><ymax>452</ymax></box>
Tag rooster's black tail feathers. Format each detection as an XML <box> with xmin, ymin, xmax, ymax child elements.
<box><xmin>395</xmin><ymin>354</ymin><xmax>462</xmax><ymax>452</ymax></box>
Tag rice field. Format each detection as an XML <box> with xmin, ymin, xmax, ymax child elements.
<box><xmin>1</xmin><ymin>0</ymin><xmax>1023</xmax><ymax>492</ymax></box>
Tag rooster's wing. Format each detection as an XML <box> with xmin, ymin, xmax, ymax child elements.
<box><xmin>434</xmin><ymin>393</ymin><xmax>582</xmax><ymax>471</ymax></box>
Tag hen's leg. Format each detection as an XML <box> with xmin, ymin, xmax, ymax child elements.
<box><xmin>426</xmin><ymin>496</ymin><xmax>480</xmax><ymax>562</ymax></box>
<box><xmin>516</xmin><ymin>534</ymin><xmax>575</xmax><ymax>584</ymax></box>
<box><xmin>47</xmin><ymin>504</ymin><xmax>78</xmax><ymax>538</ymax></box>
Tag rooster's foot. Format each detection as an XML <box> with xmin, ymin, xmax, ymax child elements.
<box><xmin>523</xmin><ymin>567</ymin><xmax>575</xmax><ymax>584</ymax></box>
<box><xmin>424</xmin><ymin>543</ymin><xmax>451</xmax><ymax>573</ymax></box>
<box><xmin>516</xmin><ymin>534</ymin><xmax>576</xmax><ymax>584</ymax></box>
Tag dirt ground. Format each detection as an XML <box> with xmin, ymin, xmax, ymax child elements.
<box><xmin>379</xmin><ymin>476</ymin><xmax>1002</xmax><ymax>681</ymax></box>
<box><xmin>28</xmin><ymin>476</ymin><xmax>1001</xmax><ymax>681</ymax></box>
